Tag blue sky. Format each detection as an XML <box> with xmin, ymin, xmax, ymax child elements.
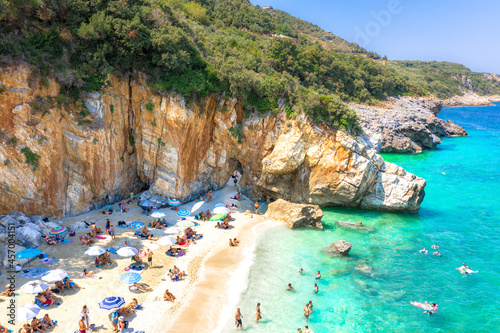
<box><xmin>250</xmin><ymin>0</ymin><xmax>500</xmax><ymax>74</ymax></box>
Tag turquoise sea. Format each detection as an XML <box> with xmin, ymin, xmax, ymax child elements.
<box><xmin>225</xmin><ymin>104</ymin><xmax>500</xmax><ymax>332</ymax></box>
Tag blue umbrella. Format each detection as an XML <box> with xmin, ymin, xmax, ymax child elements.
<box><xmin>129</xmin><ymin>222</ymin><xmax>145</xmax><ymax>229</ymax></box>
<box><xmin>120</xmin><ymin>272</ymin><xmax>142</xmax><ymax>284</ymax></box>
<box><xmin>176</xmin><ymin>210</ymin><xmax>189</xmax><ymax>217</ymax></box>
<box><xmin>15</xmin><ymin>248</ymin><xmax>41</xmax><ymax>259</ymax></box>
<box><xmin>99</xmin><ymin>296</ymin><xmax>125</xmax><ymax>310</ymax></box>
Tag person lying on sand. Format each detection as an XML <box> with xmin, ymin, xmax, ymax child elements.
<box><xmin>0</xmin><ymin>284</ymin><xmax>13</xmax><ymax>297</ymax></box>
<box><xmin>55</xmin><ymin>281</ymin><xmax>66</xmax><ymax>294</ymax></box>
<box><xmin>132</xmin><ymin>283</ymin><xmax>152</xmax><ymax>292</ymax></box>
<box><xmin>63</xmin><ymin>277</ymin><xmax>84</xmax><ymax>292</ymax></box>
<box><xmin>163</xmin><ymin>289</ymin><xmax>176</xmax><ymax>302</ymax></box>
<box><xmin>235</xmin><ymin>192</ymin><xmax>242</xmax><ymax>200</ymax></box>
<box><xmin>36</xmin><ymin>293</ymin><xmax>54</xmax><ymax>307</ymax></box>
<box><xmin>83</xmin><ymin>269</ymin><xmax>96</xmax><ymax>278</ymax></box>
<box><xmin>42</xmin><ymin>288</ymin><xmax>54</xmax><ymax>301</ymax></box>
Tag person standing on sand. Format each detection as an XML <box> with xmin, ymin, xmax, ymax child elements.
<box><xmin>254</xmin><ymin>201</ymin><xmax>259</xmax><ymax>214</ymax></box>
<box><xmin>256</xmin><ymin>303</ymin><xmax>262</xmax><ymax>322</ymax></box>
<box><xmin>130</xmin><ymin>192</ymin><xmax>134</xmax><ymax>202</ymax></box>
<box><xmin>146</xmin><ymin>248</ymin><xmax>153</xmax><ymax>268</ymax></box>
<box><xmin>235</xmin><ymin>308</ymin><xmax>243</xmax><ymax>329</ymax></box>
<box><xmin>80</xmin><ymin>305</ymin><xmax>90</xmax><ymax>328</ymax></box>
<box><xmin>78</xmin><ymin>316</ymin><xmax>88</xmax><ymax>333</ymax></box>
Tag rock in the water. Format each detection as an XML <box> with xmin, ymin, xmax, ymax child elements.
<box><xmin>335</xmin><ymin>221</ymin><xmax>376</xmax><ymax>232</ymax></box>
<box><xmin>265</xmin><ymin>199</ymin><xmax>323</xmax><ymax>229</ymax></box>
<box><xmin>324</xmin><ymin>240</ymin><xmax>352</xmax><ymax>256</ymax></box>
<box><xmin>355</xmin><ymin>264</ymin><xmax>375</xmax><ymax>276</ymax></box>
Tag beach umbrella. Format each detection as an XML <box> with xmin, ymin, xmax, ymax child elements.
<box><xmin>49</xmin><ymin>225</ymin><xmax>67</xmax><ymax>235</ymax></box>
<box><xmin>210</xmin><ymin>213</ymin><xmax>226</xmax><ymax>221</ymax></box>
<box><xmin>157</xmin><ymin>237</ymin><xmax>177</xmax><ymax>246</ymax></box>
<box><xmin>15</xmin><ymin>248</ymin><xmax>41</xmax><ymax>260</ymax></box>
<box><xmin>129</xmin><ymin>222</ymin><xmax>145</xmax><ymax>229</ymax></box>
<box><xmin>177</xmin><ymin>220</ymin><xmax>195</xmax><ymax>228</ymax></box>
<box><xmin>117</xmin><ymin>247</ymin><xmax>138</xmax><ymax>257</ymax></box>
<box><xmin>98</xmin><ymin>297</ymin><xmax>125</xmax><ymax>310</ymax></box>
<box><xmin>85</xmin><ymin>246</ymin><xmax>106</xmax><ymax>257</ymax></box>
<box><xmin>16</xmin><ymin>304</ymin><xmax>40</xmax><ymax>321</ymax></box>
<box><xmin>164</xmin><ymin>227</ymin><xmax>184</xmax><ymax>235</ymax></box>
<box><xmin>214</xmin><ymin>203</ymin><xmax>226</xmax><ymax>208</ymax></box>
<box><xmin>190</xmin><ymin>201</ymin><xmax>204</xmax><ymax>213</ymax></box>
<box><xmin>150</xmin><ymin>210</ymin><xmax>167</xmax><ymax>218</ymax></box>
<box><xmin>20</xmin><ymin>281</ymin><xmax>49</xmax><ymax>294</ymax></box>
<box><xmin>138</xmin><ymin>200</ymin><xmax>154</xmax><ymax>209</ymax></box>
<box><xmin>213</xmin><ymin>207</ymin><xmax>230</xmax><ymax>215</ymax></box>
<box><xmin>168</xmin><ymin>198</ymin><xmax>181</xmax><ymax>206</ymax></box>
<box><xmin>176</xmin><ymin>210</ymin><xmax>190</xmax><ymax>217</ymax></box>
<box><xmin>120</xmin><ymin>272</ymin><xmax>142</xmax><ymax>285</ymax></box>
<box><xmin>41</xmin><ymin>269</ymin><xmax>68</xmax><ymax>283</ymax></box>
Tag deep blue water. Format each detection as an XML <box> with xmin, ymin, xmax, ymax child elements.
<box><xmin>225</xmin><ymin>103</ymin><xmax>500</xmax><ymax>333</ymax></box>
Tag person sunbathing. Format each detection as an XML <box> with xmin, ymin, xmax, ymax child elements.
<box><xmin>0</xmin><ymin>284</ymin><xmax>13</xmax><ymax>297</ymax></box>
<box><xmin>42</xmin><ymin>288</ymin><xmax>54</xmax><ymax>301</ymax></box>
<box><xmin>54</xmin><ymin>281</ymin><xmax>66</xmax><ymax>294</ymax></box>
<box><xmin>36</xmin><ymin>293</ymin><xmax>54</xmax><ymax>307</ymax></box>
<box><xmin>132</xmin><ymin>283</ymin><xmax>152</xmax><ymax>292</ymax></box>
<box><xmin>31</xmin><ymin>317</ymin><xmax>45</xmax><ymax>332</ymax></box>
<box><xmin>83</xmin><ymin>269</ymin><xmax>96</xmax><ymax>278</ymax></box>
<box><xmin>44</xmin><ymin>236</ymin><xmax>57</xmax><ymax>245</ymax></box>
<box><xmin>20</xmin><ymin>323</ymin><xmax>32</xmax><ymax>333</ymax></box>
<box><xmin>142</xmin><ymin>226</ymin><xmax>150</xmax><ymax>235</ymax></box>
<box><xmin>42</xmin><ymin>314</ymin><xmax>55</xmax><ymax>328</ymax></box>
<box><xmin>235</xmin><ymin>192</ymin><xmax>242</xmax><ymax>200</ymax></box>
<box><xmin>91</xmin><ymin>223</ymin><xmax>101</xmax><ymax>235</ymax></box>
<box><xmin>80</xmin><ymin>235</ymin><xmax>90</xmax><ymax>245</ymax></box>
<box><xmin>125</xmin><ymin>298</ymin><xmax>138</xmax><ymax>311</ymax></box>
<box><xmin>229</xmin><ymin>239</ymin><xmax>235</xmax><ymax>247</ymax></box>
<box><xmin>233</xmin><ymin>238</ymin><xmax>240</xmax><ymax>246</ymax></box>
<box><xmin>163</xmin><ymin>289</ymin><xmax>176</xmax><ymax>302</ymax></box>
<box><xmin>63</xmin><ymin>277</ymin><xmax>83</xmax><ymax>292</ymax></box>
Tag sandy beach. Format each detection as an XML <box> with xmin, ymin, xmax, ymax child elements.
<box><xmin>0</xmin><ymin>179</ymin><xmax>277</xmax><ymax>333</ymax></box>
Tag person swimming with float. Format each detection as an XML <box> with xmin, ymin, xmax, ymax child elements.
<box><xmin>411</xmin><ymin>301</ymin><xmax>438</xmax><ymax>314</ymax></box>
<box><xmin>419</xmin><ymin>247</ymin><xmax>428</xmax><ymax>255</ymax></box>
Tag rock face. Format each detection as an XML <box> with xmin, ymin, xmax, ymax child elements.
<box><xmin>324</xmin><ymin>240</ymin><xmax>352</xmax><ymax>256</ymax></box>
<box><xmin>265</xmin><ymin>199</ymin><xmax>324</xmax><ymax>229</ymax></box>
<box><xmin>0</xmin><ymin>62</ymin><xmax>426</xmax><ymax>217</ymax></box>
<box><xmin>444</xmin><ymin>92</ymin><xmax>500</xmax><ymax>107</ymax></box>
<box><xmin>351</xmin><ymin>96</ymin><xmax>467</xmax><ymax>153</ymax></box>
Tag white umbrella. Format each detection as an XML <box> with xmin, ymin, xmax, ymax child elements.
<box><xmin>213</xmin><ymin>207</ymin><xmax>230</xmax><ymax>215</ymax></box>
<box><xmin>157</xmin><ymin>237</ymin><xmax>177</xmax><ymax>246</ymax></box>
<box><xmin>117</xmin><ymin>247</ymin><xmax>138</xmax><ymax>257</ymax></box>
<box><xmin>41</xmin><ymin>269</ymin><xmax>68</xmax><ymax>283</ymax></box>
<box><xmin>164</xmin><ymin>227</ymin><xmax>184</xmax><ymax>235</ymax></box>
<box><xmin>20</xmin><ymin>281</ymin><xmax>49</xmax><ymax>294</ymax></box>
<box><xmin>17</xmin><ymin>304</ymin><xmax>40</xmax><ymax>321</ymax></box>
<box><xmin>191</xmin><ymin>201</ymin><xmax>204</xmax><ymax>213</ymax></box>
<box><xmin>84</xmin><ymin>246</ymin><xmax>107</xmax><ymax>256</ymax></box>
<box><xmin>177</xmin><ymin>220</ymin><xmax>195</xmax><ymax>228</ymax></box>
<box><xmin>151</xmin><ymin>210</ymin><xmax>167</xmax><ymax>218</ymax></box>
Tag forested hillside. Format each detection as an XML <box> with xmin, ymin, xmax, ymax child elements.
<box><xmin>0</xmin><ymin>0</ymin><xmax>498</xmax><ymax>131</ymax></box>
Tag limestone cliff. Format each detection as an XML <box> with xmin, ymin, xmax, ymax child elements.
<box><xmin>0</xmin><ymin>63</ymin><xmax>426</xmax><ymax>217</ymax></box>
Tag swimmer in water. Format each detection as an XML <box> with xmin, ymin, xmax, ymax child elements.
<box><xmin>431</xmin><ymin>243</ymin><xmax>439</xmax><ymax>249</ymax></box>
<box><xmin>298</xmin><ymin>266</ymin><xmax>304</xmax><ymax>274</ymax></box>
<box><xmin>433</xmin><ymin>250</ymin><xmax>441</xmax><ymax>256</ymax></box>
<box><xmin>419</xmin><ymin>247</ymin><xmax>428</xmax><ymax>255</ymax></box>
<box><xmin>315</xmin><ymin>271</ymin><xmax>321</xmax><ymax>280</ymax></box>
<box><xmin>314</xmin><ymin>283</ymin><xmax>318</xmax><ymax>294</ymax></box>
<box><xmin>286</xmin><ymin>283</ymin><xmax>295</xmax><ymax>291</ymax></box>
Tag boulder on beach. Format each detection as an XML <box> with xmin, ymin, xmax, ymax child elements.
<box><xmin>16</xmin><ymin>224</ymin><xmax>42</xmax><ymax>248</ymax></box>
<box><xmin>335</xmin><ymin>221</ymin><xmax>376</xmax><ymax>233</ymax></box>
<box><xmin>265</xmin><ymin>199</ymin><xmax>323</xmax><ymax>230</ymax></box>
<box><xmin>139</xmin><ymin>190</ymin><xmax>169</xmax><ymax>208</ymax></box>
<box><xmin>324</xmin><ymin>240</ymin><xmax>352</xmax><ymax>256</ymax></box>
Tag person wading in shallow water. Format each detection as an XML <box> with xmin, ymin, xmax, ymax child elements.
<box><xmin>235</xmin><ymin>308</ymin><xmax>243</xmax><ymax>329</ymax></box>
<box><xmin>256</xmin><ymin>303</ymin><xmax>262</xmax><ymax>322</ymax></box>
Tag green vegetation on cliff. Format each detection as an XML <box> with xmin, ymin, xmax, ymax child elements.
<box><xmin>0</xmin><ymin>0</ymin><xmax>498</xmax><ymax>131</ymax></box>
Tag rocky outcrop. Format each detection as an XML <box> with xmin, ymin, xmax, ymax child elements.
<box><xmin>351</xmin><ymin>96</ymin><xmax>467</xmax><ymax>153</ymax></box>
<box><xmin>324</xmin><ymin>240</ymin><xmax>352</xmax><ymax>256</ymax></box>
<box><xmin>0</xmin><ymin>63</ymin><xmax>426</xmax><ymax>216</ymax></box>
<box><xmin>444</xmin><ymin>92</ymin><xmax>500</xmax><ymax>107</ymax></box>
<box><xmin>265</xmin><ymin>199</ymin><xmax>324</xmax><ymax>229</ymax></box>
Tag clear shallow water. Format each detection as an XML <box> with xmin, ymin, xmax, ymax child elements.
<box><xmin>224</xmin><ymin>104</ymin><xmax>500</xmax><ymax>333</ymax></box>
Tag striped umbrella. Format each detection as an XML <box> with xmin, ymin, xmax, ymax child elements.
<box><xmin>49</xmin><ymin>225</ymin><xmax>67</xmax><ymax>235</ymax></box>
<box><xmin>98</xmin><ymin>296</ymin><xmax>125</xmax><ymax>310</ymax></box>
<box><xmin>214</xmin><ymin>203</ymin><xmax>226</xmax><ymax>208</ymax></box>
<box><xmin>176</xmin><ymin>210</ymin><xmax>189</xmax><ymax>217</ymax></box>
<box><xmin>120</xmin><ymin>272</ymin><xmax>142</xmax><ymax>285</ymax></box>
<box><xmin>210</xmin><ymin>213</ymin><xmax>226</xmax><ymax>221</ymax></box>
<box><xmin>129</xmin><ymin>222</ymin><xmax>145</xmax><ymax>229</ymax></box>
<box><xmin>168</xmin><ymin>198</ymin><xmax>181</xmax><ymax>206</ymax></box>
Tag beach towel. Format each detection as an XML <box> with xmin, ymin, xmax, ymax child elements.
<box><xmin>107</xmin><ymin>247</ymin><xmax>118</xmax><ymax>254</ymax></box>
<box><xmin>230</xmin><ymin>196</ymin><xmax>246</xmax><ymax>201</ymax></box>
<box><xmin>20</xmin><ymin>267</ymin><xmax>50</xmax><ymax>278</ymax></box>
<box><xmin>80</xmin><ymin>273</ymin><xmax>94</xmax><ymax>279</ymax></box>
<box><xmin>61</xmin><ymin>240</ymin><xmax>72</xmax><ymax>244</ymax></box>
<box><xmin>95</xmin><ymin>235</ymin><xmax>106</xmax><ymax>239</ymax></box>
<box><xmin>39</xmin><ymin>258</ymin><xmax>57</xmax><ymax>265</ymax></box>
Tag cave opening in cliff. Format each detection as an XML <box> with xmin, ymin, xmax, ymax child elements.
<box><xmin>227</xmin><ymin>158</ymin><xmax>243</xmax><ymax>184</ymax></box>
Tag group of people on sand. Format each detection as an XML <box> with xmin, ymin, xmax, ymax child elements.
<box><xmin>168</xmin><ymin>265</ymin><xmax>186</xmax><ymax>281</ymax></box>
<box><xmin>105</xmin><ymin>219</ymin><xmax>116</xmax><ymax>239</ymax></box>
<box><xmin>135</xmin><ymin>226</ymin><xmax>158</xmax><ymax>240</ymax></box>
<box><xmin>151</xmin><ymin>218</ymin><xmax>168</xmax><ymax>229</ymax></box>
<box><xmin>19</xmin><ymin>313</ymin><xmax>56</xmax><ymax>333</ymax></box>
<box><xmin>200</xmin><ymin>210</ymin><xmax>212</xmax><ymax>221</ymax></box>
<box><xmin>229</xmin><ymin>238</ymin><xmax>240</xmax><ymax>247</ymax></box>
<box><xmin>163</xmin><ymin>289</ymin><xmax>176</xmax><ymax>302</ymax></box>
<box><xmin>95</xmin><ymin>251</ymin><xmax>112</xmax><ymax>267</ymax></box>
